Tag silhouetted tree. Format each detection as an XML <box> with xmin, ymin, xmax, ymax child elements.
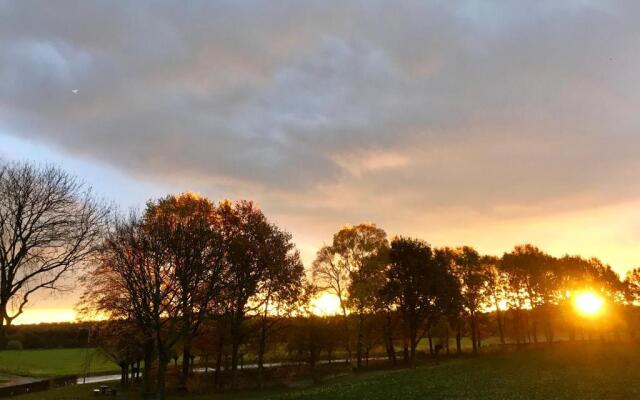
<box><xmin>451</xmin><ymin>246</ymin><xmax>491</xmax><ymax>353</ymax></box>
<box><xmin>0</xmin><ymin>162</ymin><xmax>108</xmax><ymax>348</ymax></box>
<box><xmin>384</xmin><ymin>237</ymin><xmax>455</xmax><ymax>365</ymax></box>
<box><xmin>95</xmin><ymin>320</ymin><xmax>144</xmax><ymax>386</ymax></box>
<box><xmin>217</xmin><ymin>200</ymin><xmax>303</xmax><ymax>388</ymax></box>
<box><xmin>82</xmin><ymin>213</ymin><xmax>181</xmax><ymax>400</ymax></box>
<box><xmin>485</xmin><ymin>256</ymin><xmax>508</xmax><ymax>344</ymax></box>
<box><xmin>253</xmin><ymin>247</ymin><xmax>306</xmax><ymax>387</ymax></box>
<box><xmin>312</xmin><ymin>224</ymin><xmax>388</xmax><ymax>368</ymax></box>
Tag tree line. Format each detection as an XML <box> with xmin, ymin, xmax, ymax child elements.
<box><xmin>2</xmin><ymin>161</ymin><xmax>640</xmax><ymax>399</ymax></box>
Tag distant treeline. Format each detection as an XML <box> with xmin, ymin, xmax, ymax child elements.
<box><xmin>4</xmin><ymin>323</ymin><xmax>90</xmax><ymax>349</ymax></box>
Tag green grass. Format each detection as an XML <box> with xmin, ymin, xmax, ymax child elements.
<box><xmin>11</xmin><ymin>343</ymin><xmax>640</xmax><ymax>399</ymax></box>
<box><xmin>272</xmin><ymin>345</ymin><xmax>640</xmax><ymax>400</ymax></box>
<box><xmin>0</xmin><ymin>348</ymin><xmax>118</xmax><ymax>377</ymax></box>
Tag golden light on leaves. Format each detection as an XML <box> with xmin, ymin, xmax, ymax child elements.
<box><xmin>574</xmin><ymin>291</ymin><xmax>604</xmax><ymax>317</ymax></box>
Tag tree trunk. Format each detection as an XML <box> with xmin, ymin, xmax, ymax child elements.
<box><xmin>409</xmin><ymin>322</ymin><xmax>418</xmax><ymax>367</ymax></box>
<box><xmin>495</xmin><ymin>303</ymin><xmax>505</xmax><ymax>345</ymax></box>
<box><xmin>455</xmin><ymin>326</ymin><xmax>462</xmax><ymax>355</ymax></box>
<box><xmin>410</xmin><ymin>340</ymin><xmax>417</xmax><ymax>366</ymax></box>
<box><xmin>531</xmin><ymin>310</ymin><xmax>538</xmax><ymax>344</ymax></box>
<box><xmin>427</xmin><ymin>331</ymin><xmax>434</xmax><ymax>356</ymax></box>
<box><xmin>214</xmin><ymin>335</ymin><xmax>224</xmax><ymax>388</ymax></box>
<box><xmin>470</xmin><ymin>314</ymin><xmax>478</xmax><ymax>354</ymax></box>
<box><xmin>181</xmin><ymin>339</ymin><xmax>192</xmax><ymax>387</ymax></box>
<box><xmin>525</xmin><ymin>312</ymin><xmax>532</xmax><ymax>343</ymax></box>
<box><xmin>356</xmin><ymin>312</ymin><xmax>364</xmax><ymax>369</ymax></box>
<box><xmin>513</xmin><ymin>309</ymin><xmax>520</xmax><ymax>345</ymax></box>
<box><xmin>384</xmin><ymin>313</ymin><xmax>396</xmax><ymax>365</ymax></box>
<box><xmin>341</xmin><ymin>305</ymin><xmax>351</xmax><ymax>365</ymax></box>
<box><xmin>403</xmin><ymin>339</ymin><xmax>409</xmax><ymax>364</ymax></box>
<box><xmin>0</xmin><ymin>323</ymin><xmax>5</xmax><ymax>350</ymax></box>
<box><xmin>385</xmin><ymin>336</ymin><xmax>396</xmax><ymax>365</ymax></box>
<box><xmin>257</xmin><ymin>322</ymin><xmax>267</xmax><ymax>388</ymax></box>
<box><xmin>445</xmin><ymin>327</ymin><xmax>450</xmax><ymax>355</ymax></box>
<box><xmin>157</xmin><ymin>357</ymin><xmax>169</xmax><ymax>400</ymax></box>
<box><xmin>143</xmin><ymin>339</ymin><xmax>154</xmax><ymax>396</ymax></box>
<box><xmin>0</xmin><ymin>306</ymin><xmax>9</xmax><ymax>350</ymax></box>
<box><xmin>230</xmin><ymin>340</ymin><xmax>240</xmax><ymax>389</ymax></box>
<box><xmin>120</xmin><ymin>363</ymin><xmax>128</xmax><ymax>386</ymax></box>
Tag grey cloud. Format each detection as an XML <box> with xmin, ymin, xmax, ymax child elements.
<box><xmin>2</xmin><ymin>0</ymin><xmax>640</xmax><ymax>223</ymax></box>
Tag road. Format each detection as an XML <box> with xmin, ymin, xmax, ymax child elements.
<box><xmin>76</xmin><ymin>357</ymin><xmax>389</xmax><ymax>385</ymax></box>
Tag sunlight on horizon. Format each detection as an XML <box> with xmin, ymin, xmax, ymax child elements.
<box><xmin>13</xmin><ymin>308</ymin><xmax>78</xmax><ymax>325</ymax></box>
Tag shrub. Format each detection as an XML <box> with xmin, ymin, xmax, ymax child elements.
<box><xmin>6</xmin><ymin>339</ymin><xmax>23</xmax><ymax>350</ymax></box>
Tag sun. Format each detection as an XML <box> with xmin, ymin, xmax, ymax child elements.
<box><xmin>310</xmin><ymin>292</ymin><xmax>342</xmax><ymax>316</ymax></box>
<box><xmin>574</xmin><ymin>291</ymin><xmax>604</xmax><ymax>317</ymax></box>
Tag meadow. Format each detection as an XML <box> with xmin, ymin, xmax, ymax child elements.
<box><xmin>0</xmin><ymin>348</ymin><xmax>118</xmax><ymax>377</ymax></box>
<box><xmin>10</xmin><ymin>343</ymin><xmax>640</xmax><ymax>400</ymax></box>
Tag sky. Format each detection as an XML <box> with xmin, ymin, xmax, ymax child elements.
<box><xmin>2</xmin><ymin>0</ymin><xmax>640</xmax><ymax>324</ymax></box>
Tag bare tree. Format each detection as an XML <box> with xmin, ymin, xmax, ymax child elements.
<box><xmin>0</xmin><ymin>162</ymin><xmax>108</xmax><ymax>347</ymax></box>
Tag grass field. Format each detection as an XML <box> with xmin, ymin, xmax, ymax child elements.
<box><xmin>10</xmin><ymin>343</ymin><xmax>640</xmax><ymax>399</ymax></box>
<box><xmin>0</xmin><ymin>348</ymin><xmax>118</xmax><ymax>377</ymax></box>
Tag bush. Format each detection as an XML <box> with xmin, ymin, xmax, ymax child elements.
<box><xmin>6</xmin><ymin>339</ymin><xmax>23</xmax><ymax>350</ymax></box>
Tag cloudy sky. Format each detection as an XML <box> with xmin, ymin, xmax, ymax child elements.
<box><xmin>2</xmin><ymin>0</ymin><xmax>640</xmax><ymax>323</ymax></box>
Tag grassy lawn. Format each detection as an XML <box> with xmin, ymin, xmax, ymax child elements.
<box><xmin>0</xmin><ymin>348</ymin><xmax>118</xmax><ymax>377</ymax></box>
<box><xmin>10</xmin><ymin>343</ymin><xmax>640</xmax><ymax>399</ymax></box>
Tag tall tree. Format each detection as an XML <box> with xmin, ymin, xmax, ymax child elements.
<box><xmin>82</xmin><ymin>213</ymin><xmax>180</xmax><ymax>399</ymax></box>
<box><xmin>384</xmin><ymin>237</ymin><xmax>455</xmax><ymax>365</ymax></box>
<box><xmin>142</xmin><ymin>193</ymin><xmax>225</xmax><ymax>385</ymax></box>
<box><xmin>252</xmin><ymin>231</ymin><xmax>306</xmax><ymax>387</ymax></box>
<box><xmin>0</xmin><ymin>162</ymin><xmax>108</xmax><ymax>348</ymax></box>
<box><xmin>451</xmin><ymin>246</ymin><xmax>491</xmax><ymax>353</ymax></box>
<box><xmin>485</xmin><ymin>256</ymin><xmax>508</xmax><ymax>345</ymax></box>
<box><xmin>311</xmin><ymin>245</ymin><xmax>351</xmax><ymax>362</ymax></box>
<box><xmin>312</xmin><ymin>224</ymin><xmax>388</xmax><ymax>368</ymax></box>
<box><xmin>502</xmin><ymin>245</ymin><xmax>555</xmax><ymax>343</ymax></box>
<box><xmin>217</xmin><ymin>200</ymin><xmax>302</xmax><ymax>388</ymax></box>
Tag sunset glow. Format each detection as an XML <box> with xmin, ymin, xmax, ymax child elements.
<box><xmin>13</xmin><ymin>308</ymin><xmax>77</xmax><ymax>325</ymax></box>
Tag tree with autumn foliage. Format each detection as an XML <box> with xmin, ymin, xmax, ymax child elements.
<box><xmin>81</xmin><ymin>212</ymin><xmax>178</xmax><ymax>399</ymax></box>
<box><xmin>141</xmin><ymin>193</ymin><xmax>225</xmax><ymax>386</ymax></box>
<box><xmin>216</xmin><ymin>200</ymin><xmax>305</xmax><ymax>388</ymax></box>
